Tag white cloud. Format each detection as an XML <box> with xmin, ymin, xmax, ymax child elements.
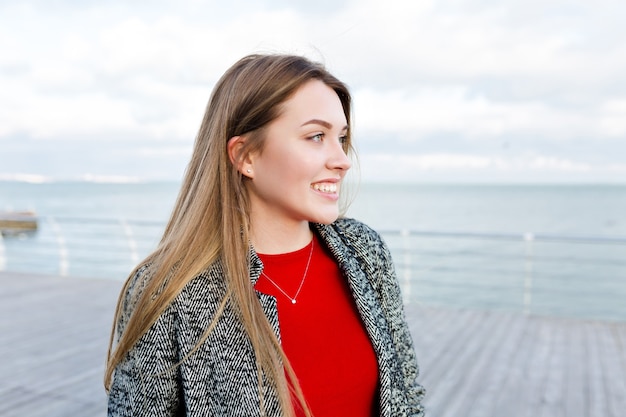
<box><xmin>136</xmin><ymin>146</ymin><xmax>192</xmax><ymax>157</ymax></box>
<box><xmin>599</xmin><ymin>99</ymin><xmax>626</xmax><ymax>137</ymax></box>
<box><xmin>353</xmin><ymin>87</ymin><xmax>593</xmax><ymax>139</ymax></box>
<box><xmin>1</xmin><ymin>0</ymin><xmax>625</xmax><ymax>181</ymax></box>
<box><xmin>79</xmin><ymin>174</ymin><xmax>142</xmax><ymax>183</ymax></box>
<box><xmin>0</xmin><ymin>173</ymin><xmax>52</xmax><ymax>183</ymax></box>
<box><xmin>357</xmin><ymin>152</ymin><xmax>614</xmax><ymax>183</ymax></box>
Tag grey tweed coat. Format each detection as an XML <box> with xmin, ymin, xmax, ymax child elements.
<box><xmin>108</xmin><ymin>218</ymin><xmax>425</xmax><ymax>416</ymax></box>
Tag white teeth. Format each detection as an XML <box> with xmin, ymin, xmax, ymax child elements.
<box><xmin>312</xmin><ymin>183</ymin><xmax>338</xmax><ymax>193</ymax></box>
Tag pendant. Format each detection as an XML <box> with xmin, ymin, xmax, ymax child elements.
<box><xmin>291</xmin><ymin>299</ymin><xmax>296</xmax><ymax>304</ymax></box>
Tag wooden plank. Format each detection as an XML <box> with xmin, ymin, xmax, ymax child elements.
<box><xmin>442</xmin><ymin>310</ymin><xmax>519</xmax><ymax>417</ymax></box>
<box><xmin>524</xmin><ymin>318</ymin><xmax>556</xmax><ymax>416</ymax></box>
<box><xmin>412</xmin><ymin>308</ymin><xmax>487</xmax><ymax>415</ymax></box>
<box><xmin>597</xmin><ymin>323</ymin><xmax>626</xmax><ymax>416</ymax></box>
<box><xmin>490</xmin><ymin>311</ymin><xmax>536</xmax><ymax>416</ymax></box>
<box><xmin>466</xmin><ymin>312</ymin><xmax>527</xmax><ymax>417</ymax></box>
<box><xmin>538</xmin><ymin>318</ymin><xmax>567</xmax><ymax>417</ymax></box>
<box><xmin>2</xmin><ymin>271</ymin><xmax>626</xmax><ymax>417</ymax></box>
<box><xmin>0</xmin><ymin>271</ymin><xmax>119</xmax><ymax>417</ymax></box>
<box><xmin>586</xmin><ymin>322</ymin><xmax>609</xmax><ymax>417</ymax></box>
<box><xmin>564</xmin><ymin>320</ymin><xmax>587</xmax><ymax>417</ymax></box>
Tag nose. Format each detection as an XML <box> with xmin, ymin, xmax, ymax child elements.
<box><xmin>327</xmin><ymin>139</ymin><xmax>352</xmax><ymax>172</ymax></box>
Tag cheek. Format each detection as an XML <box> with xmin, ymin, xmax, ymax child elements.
<box><xmin>275</xmin><ymin>153</ymin><xmax>316</xmax><ymax>179</ymax></box>
<box><xmin>255</xmin><ymin>153</ymin><xmax>304</xmax><ymax>188</ymax></box>
<box><xmin>256</xmin><ymin>141</ymin><xmax>319</xmax><ymax>184</ymax></box>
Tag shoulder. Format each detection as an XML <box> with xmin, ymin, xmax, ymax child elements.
<box><xmin>332</xmin><ymin>216</ymin><xmax>379</xmax><ymax>235</ymax></box>
<box><xmin>318</xmin><ymin>217</ymin><xmax>383</xmax><ymax>244</ymax></box>
<box><xmin>317</xmin><ymin>217</ymin><xmax>388</xmax><ymax>254</ymax></box>
<box><xmin>117</xmin><ymin>265</ymin><xmax>152</xmax><ymax>335</ymax></box>
<box><xmin>314</xmin><ymin>218</ymin><xmax>393</xmax><ymax>276</ymax></box>
<box><xmin>177</xmin><ymin>264</ymin><xmax>229</xmax><ymax>312</ymax></box>
<box><xmin>119</xmin><ymin>261</ymin><xmax>229</xmax><ymax>329</ymax></box>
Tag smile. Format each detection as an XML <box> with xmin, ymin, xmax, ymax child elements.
<box><xmin>312</xmin><ymin>183</ymin><xmax>338</xmax><ymax>194</ymax></box>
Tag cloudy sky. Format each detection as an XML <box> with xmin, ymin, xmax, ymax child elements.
<box><xmin>1</xmin><ymin>0</ymin><xmax>625</xmax><ymax>183</ymax></box>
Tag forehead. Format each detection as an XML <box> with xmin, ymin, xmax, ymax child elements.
<box><xmin>279</xmin><ymin>80</ymin><xmax>347</xmax><ymax>126</ymax></box>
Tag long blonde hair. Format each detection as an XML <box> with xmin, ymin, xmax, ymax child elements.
<box><xmin>104</xmin><ymin>54</ymin><xmax>353</xmax><ymax>416</ymax></box>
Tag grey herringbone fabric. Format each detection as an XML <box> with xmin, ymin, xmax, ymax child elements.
<box><xmin>108</xmin><ymin>218</ymin><xmax>425</xmax><ymax>416</ymax></box>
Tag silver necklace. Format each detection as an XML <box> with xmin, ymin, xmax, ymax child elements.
<box><xmin>260</xmin><ymin>238</ymin><xmax>314</xmax><ymax>304</ymax></box>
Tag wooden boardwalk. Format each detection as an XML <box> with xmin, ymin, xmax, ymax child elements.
<box><xmin>0</xmin><ymin>271</ymin><xmax>625</xmax><ymax>417</ymax></box>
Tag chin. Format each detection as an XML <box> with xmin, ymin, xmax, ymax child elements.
<box><xmin>311</xmin><ymin>211</ymin><xmax>340</xmax><ymax>225</ymax></box>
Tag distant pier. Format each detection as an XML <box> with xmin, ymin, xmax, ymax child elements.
<box><xmin>0</xmin><ymin>271</ymin><xmax>625</xmax><ymax>417</ymax></box>
<box><xmin>0</xmin><ymin>211</ymin><xmax>38</xmax><ymax>235</ymax></box>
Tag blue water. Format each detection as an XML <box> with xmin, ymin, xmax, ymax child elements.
<box><xmin>0</xmin><ymin>181</ymin><xmax>180</xmax><ymax>222</ymax></box>
<box><xmin>3</xmin><ymin>181</ymin><xmax>626</xmax><ymax>235</ymax></box>
<box><xmin>2</xmin><ymin>181</ymin><xmax>625</xmax><ymax>321</ymax></box>
<box><xmin>347</xmin><ymin>183</ymin><xmax>626</xmax><ymax>237</ymax></box>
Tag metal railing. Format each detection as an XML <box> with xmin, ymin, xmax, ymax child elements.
<box><xmin>0</xmin><ymin>216</ymin><xmax>164</xmax><ymax>280</ymax></box>
<box><xmin>1</xmin><ymin>216</ymin><xmax>625</xmax><ymax>322</ymax></box>
<box><xmin>380</xmin><ymin>229</ymin><xmax>626</xmax><ymax>321</ymax></box>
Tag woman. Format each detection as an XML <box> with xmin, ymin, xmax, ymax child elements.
<box><xmin>105</xmin><ymin>53</ymin><xmax>425</xmax><ymax>417</ymax></box>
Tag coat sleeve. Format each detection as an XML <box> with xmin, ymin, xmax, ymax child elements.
<box><xmin>374</xmin><ymin>232</ymin><xmax>426</xmax><ymax>416</ymax></box>
<box><xmin>107</xmin><ymin>285</ymin><xmax>183</xmax><ymax>416</ymax></box>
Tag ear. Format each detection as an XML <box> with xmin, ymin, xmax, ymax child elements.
<box><xmin>227</xmin><ymin>136</ymin><xmax>254</xmax><ymax>178</ymax></box>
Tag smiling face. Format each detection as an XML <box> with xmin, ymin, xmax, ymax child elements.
<box><xmin>243</xmin><ymin>79</ymin><xmax>352</xmax><ymax>239</ymax></box>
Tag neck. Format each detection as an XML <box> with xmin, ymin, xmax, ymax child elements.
<box><xmin>250</xmin><ymin>220</ymin><xmax>313</xmax><ymax>255</ymax></box>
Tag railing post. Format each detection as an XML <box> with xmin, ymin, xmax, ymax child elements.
<box><xmin>48</xmin><ymin>217</ymin><xmax>69</xmax><ymax>276</ymax></box>
<box><xmin>120</xmin><ymin>219</ymin><xmax>139</xmax><ymax>266</ymax></box>
<box><xmin>0</xmin><ymin>232</ymin><xmax>6</xmax><ymax>271</ymax></box>
<box><xmin>523</xmin><ymin>232</ymin><xmax>534</xmax><ymax>315</ymax></box>
<box><xmin>401</xmin><ymin>229</ymin><xmax>412</xmax><ymax>301</ymax></box>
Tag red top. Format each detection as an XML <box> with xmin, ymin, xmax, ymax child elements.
<box><xmin>255</xmin><ymin>234</ymin><xmax>380</xmax><ymax>417</ymax></box>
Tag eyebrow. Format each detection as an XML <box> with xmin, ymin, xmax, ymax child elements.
<box><xmin>301</xmin><ymin>119</ymin><xmax>348</xmax><ymax>131</ymax></box>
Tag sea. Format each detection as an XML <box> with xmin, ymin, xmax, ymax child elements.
<box><xmin>1</xmin><ymin>180</ymin><xmax>625</xmax><ymax>321</ymax></box>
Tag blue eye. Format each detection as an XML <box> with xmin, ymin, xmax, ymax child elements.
<box><xmin>309</xmin><ymin>133</ymin><xmax>324</xmax><ymax>142</ymax></box>
<box><xmin>339</xmin><ymin>135</ymin><xmax>348</xmax><ymax>144</ymax></box>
